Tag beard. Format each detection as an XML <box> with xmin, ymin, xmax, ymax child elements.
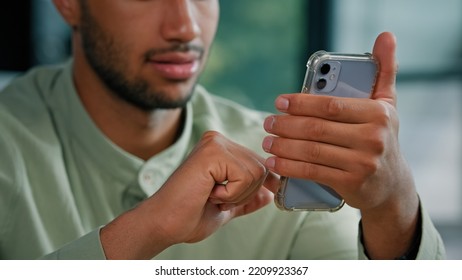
<box><xmin>79</xmin><ymin>2</ymin><xmax>204</xmax><ymax>111</ymax></box>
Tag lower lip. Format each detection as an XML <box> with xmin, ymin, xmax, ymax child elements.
<box><xmin>150</xmin><ymin>60</ymin><xmax>199</xmax><ymax>80</ymax></box>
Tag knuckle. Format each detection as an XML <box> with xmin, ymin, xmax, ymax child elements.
<box><xmin>249</xmin><ymin>162</ymin><xmax>267</xmax><ymax>183</ymax></box>
<box><xmin>345</xmin><ymin>157</ymin><xmax>379</xmax><ymax>188</ymax></box>
<box><xmin>375</xmin><ymin>102</ymin><xmax>394</xmax><ymax>127</ymax></box>
<box><xmin>306</xmin><ymin>142</ymin><xmax>321</xmax><ymax>161</ymax></box>
<box><xmin>199</xmin><ymin>131</ymin><xmax>222</xmax><ymax>150</ymax></box>
<box><xmin>360</xmin><ymin>157</ymin><xmax>379</xmax><ymax>175</ymax></box>
<box><xmin>195</xmin><ymin>131</ymin><xmax>231</xmax><ymax>160</ymax></box>
<box><xmin>326</xmin><ymin>98</ymin><xmax>344</xmax><ymax>117</ymax></box>
<box><xmin>301</xmin><ymin>162</ymin><xmax>318</xmax><ymax>179</ymax></box>
<box><xmin>309</xmin><ymin>120</ymin><xmax>327</xmax><ymax>139</ymax></box>
<box><xmin>290</xmin><ymin>96</ymin><xmax>304</xmax><ymax>112</ymax></box>
<box><xmin>256</xmin><ymin>162</ymin><xmax>268</xmax><ymax>178</ymax></box>
<box><xmin>200</xmin><ymin>131</ymin><xmax>235</xmax><ymax>152</ymax></box>
<box><xmin>366</xmin><ymin>131</ymin><xmax>386</xmax><ymax>154</ymax></box>
<box><xmin>202</xmin><ymin>130</ymin><xmax>222</xmax><ymax>141</ymax></box>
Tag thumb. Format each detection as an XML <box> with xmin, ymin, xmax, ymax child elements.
<box><xmin>372</xmin><ymin>32</ymin><xmax>399</xmax><ymax>106</ymax></box>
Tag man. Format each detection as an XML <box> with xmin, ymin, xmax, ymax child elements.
<box><xmin>0</xmin><ymin>0</ymin><xmax>445</xmax><ymax>259</ymax></box>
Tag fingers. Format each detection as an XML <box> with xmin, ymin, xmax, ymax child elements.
<box><xmin>264</xmin><ymin>137</ymin><xmax>358</xmax><ymax>170</ymax></box>
<box><xmin>272</xmin><ymin>94</ymin><xmax>390</xmax><ymax>124</ymax></box>
<box><xmin>264</xmin><ymin>104</ymin><xmax>391</xmax><ymax>152</ymax></box>
<box><xmin>231</xmin><ymin>187</ymin><xmax>274</xmax><ymax>217</ymax></box>
<box><xmin>264</xmin><ymin>114</ymin><xmax>367</xmax><ymax>149</ymax></box>
<box><xmin>208</xmin><ymin>148</ymin><xmax>266</xmax><ymax>204</ymax></box>
<box><xmin>192</xmin><ymin>131</ymin><xmax>271</xmax><ymax>211</ymax></box>
<box><xmin>263</xmin><ymin>117</ymin><xmax>382</xmax><ymax>190</ymax></box>
<box><xmin>214</xmin><ymin>169</ymin><xmax>280</xmax><ymax>212</ymax></box>
<box><xmin>371</xmin><ymin>32</ymin><xmax>398</xmax><ymax>105</ymax></box>
<box><xmin>263</xmin><ymin>102</ymin><xmax>391</xmax><ymax>191</ymax></box>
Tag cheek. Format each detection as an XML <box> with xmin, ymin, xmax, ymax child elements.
<box><xmin>196</xmin><ymin>3</ymin><xmax>220</xmax><ymax>45</ymax></box>
<box><xmin>110</xmin><ymin>26</ymin><xmax>153</xmax><ymax>70</ymax></box>
<box><xmin>202</xmin><ymin>19</ymin><xmax>218</xmax><ymax>47</ymax></box>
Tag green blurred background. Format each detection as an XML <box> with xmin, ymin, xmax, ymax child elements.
<box><xmin>200</xmin><ymin>0</ymin><xmax>307</xmax><ymax>112</ymax></box>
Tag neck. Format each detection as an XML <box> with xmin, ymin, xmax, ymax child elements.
<box><xmin>72</xmin><ymin>52</ymin><xmax>184</xmax><ymax>161</ymax></box>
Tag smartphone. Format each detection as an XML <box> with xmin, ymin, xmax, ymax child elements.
<box><xmin>275</xmin><ymin>51</ymin><xmax>378</xmax><ymax>212</ymax></box>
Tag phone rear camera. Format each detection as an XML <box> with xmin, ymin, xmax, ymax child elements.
<box><xmin>316</xmin><ymin>78</ymin><xmax>327</xmax><ymax>90</ymax></box>
<box><xmin>320</xmin><ymin>63</ymin><xmax>331</xmax><ymax>75</ymax></box>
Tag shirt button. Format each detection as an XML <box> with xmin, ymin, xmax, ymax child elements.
<box><xmin>139</xmin><ymin>168</ymin><xmax>156</xmax><ymax>188</ymax></box>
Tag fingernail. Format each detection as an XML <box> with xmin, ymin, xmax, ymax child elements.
<box><xmin>262</xmin><ymin>136</ymin><xmax>273</xmax><ymax>152</ymax></box>
<box><xmin>275</xmin><ymin>97</ymin><xmax>289</xmax><ymax>111</ymax></box>
<box><xmin>265</xmin><ymin>157</ymin><xmax>276</xmax><ymax>169</ymax></box>
<box><xmin>264</xmin><ymin>116</ymin><xmax>275</xmax><ymax>131</ymax></box>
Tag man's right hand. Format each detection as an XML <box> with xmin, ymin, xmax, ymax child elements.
<box><xmin>100</xmin><ymin>131</ymin><xmax>279</xmax><ymax>259</ymax></box>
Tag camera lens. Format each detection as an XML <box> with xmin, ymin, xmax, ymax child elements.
<box><xmin>320</xmin><ymin>63</ymin><xmax>331</xmax><ymax>75</ymax></box>
<box><xmin>316</xmin><ymin>78</ymin><xmax>327</xmax><ymax>90</ymax></box>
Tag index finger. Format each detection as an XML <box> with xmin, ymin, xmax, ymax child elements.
<box><xmin>274</xmin><ymin>94</ymin><xmax>384</xmax><ymax>124</ymax></box>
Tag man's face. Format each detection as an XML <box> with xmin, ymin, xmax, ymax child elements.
<box><xmin>78</xmin><ymin>0</ymin><xmax>219</xmax><ymax>110</ymax></box>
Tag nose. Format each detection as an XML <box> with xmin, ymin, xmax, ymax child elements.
<box><xmin>160</xmin><ymin>0</ymin><xmax>201</xmax><ymax>43</ymax></box>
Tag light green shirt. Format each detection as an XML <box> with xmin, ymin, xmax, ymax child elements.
<box><xmin>0</xmin><ymin>62</ymin><xmax>445</xmax><ymax>260</ymax></box>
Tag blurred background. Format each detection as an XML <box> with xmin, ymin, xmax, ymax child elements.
<box><xmin>1</xmin><ymin>0</ymin><xmax>461</xmax><ymax>259</ymax></box>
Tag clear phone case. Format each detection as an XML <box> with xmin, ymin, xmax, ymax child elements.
<box><xmin>275</xmin><ymin>51</ymin><xmax>378</xmax><ymax>211</ymax></box>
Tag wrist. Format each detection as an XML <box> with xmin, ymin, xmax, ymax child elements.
<box><xmin>360</xmin><ymin>203</ymin><xmax>422</xmax><ymax>260</ymax></box>
<box><xmin>100</xmin><ymin>206</ymin><xmax>172</xmax><ymax>260</ymax></box>
<box><xmin>360</xmin><ymin>192</ymin><xmax>420</xmax><ymax>259</ymax></box>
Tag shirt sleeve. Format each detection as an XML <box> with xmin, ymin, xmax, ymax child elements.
<box><xmin>288</xmin><ymin>205</ymin><xmax>361</xmax><ymax>259</ymax></box>
<box><xmin>40</xmin><ymin>228</ymin><xmax>107</xmax><ymax>260</ymax></box>
<box><xmin>414</xmin><ymin>204</ymin><xmax>447</xmax><ymax>259</ymax></box>
<box><xmin>357</xmin><ymin>201</ymin><xmax>446</xmax><ymax>260</ymax></box>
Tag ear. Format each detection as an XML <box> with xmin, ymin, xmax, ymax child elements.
<box><xmin>52</xmin><ymin>0</ymin><xmax>81</xmax><ymax>27</ymax></box>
